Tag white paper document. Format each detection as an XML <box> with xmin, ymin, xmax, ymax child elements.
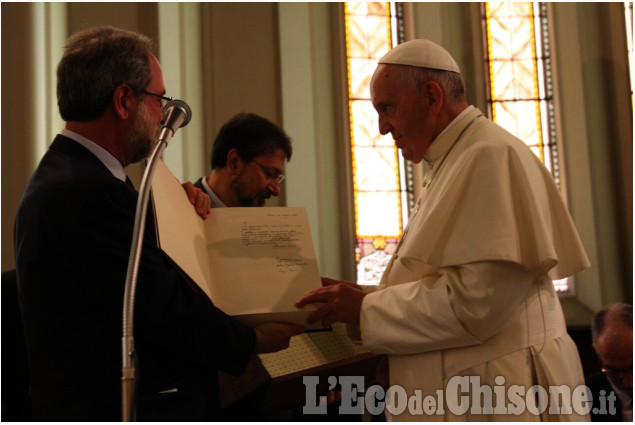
<box><xmin>151</xmin><ymin>160</ymin><xmax>322</xmax><ymax>328</ymax></box>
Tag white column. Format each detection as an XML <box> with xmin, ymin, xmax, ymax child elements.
<box><xmin>158</xmin><ymin>2</ymin><xmax>206</xmax><ymax>182</ymax></box>
<box><xmin>33</xmin><ymin>2</ymin><xmax>67</xmax><ymax>166</ymax></box>
<box><xmin>278</xmin><ymin>3</ymin><xmax>345</xmax><ymax>277</ymax></box>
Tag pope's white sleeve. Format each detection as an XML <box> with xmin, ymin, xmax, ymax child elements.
<box><xmin>359</xmin><ymin>260</ymin><xmax>535</xmax><ymax>355</ymax></box>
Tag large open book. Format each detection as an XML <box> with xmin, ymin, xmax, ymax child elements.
<box><xmin>150</xmin><ymin>160</ymin><xmax>322</xmax><ymax>328</ymax></box>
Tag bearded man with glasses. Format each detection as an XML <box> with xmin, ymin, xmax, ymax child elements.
<box><xmin>191</xmin><ymin>112</ymin><xmax>292</xmax><ymax>208</ymax></box>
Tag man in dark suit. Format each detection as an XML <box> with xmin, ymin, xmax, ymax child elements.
<box><xmin>193</xmin><ymin>113</ymin><xmax>292</xmax><ymax>207</ymax></box>
<box><xmin>587</xmin><ymin>303</ymin><xmax>632</xmax><ymax>422</ymax></box>
<box><xmin>13</xmin><ymin>26</ymin><xmax>303</xmax><ymax>421</ymax></box>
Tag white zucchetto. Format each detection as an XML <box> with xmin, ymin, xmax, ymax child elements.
<box><xmin>378</xmin><ymin>39</ymin><xmax>461</xmax><ymax>74</ymax></box>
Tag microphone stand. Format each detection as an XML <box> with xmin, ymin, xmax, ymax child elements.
<box><xmin>121</xmin><ymin>101</ymin><xmax>189</xmax><ymax>421</ymax></box>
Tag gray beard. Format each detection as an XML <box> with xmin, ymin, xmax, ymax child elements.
<box><xmin>231</xmin><ymin>175</ymin><xmax>270</xmax><ymax>207</ymax></box>
<box><xmin>129</xmin><ymin>103</ymin><xmax>158</xmax><ymax>164</ymax></box>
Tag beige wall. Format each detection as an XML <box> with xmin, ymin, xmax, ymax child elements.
<box><xmin>1</xmin><ymin>3</ymin><xmax>632</xmax><ymax>314</ymax></box>
<box><xmin>550</xmin><ymin>2</ymin><xmax>633</xmax><ymax>308</ymax></box>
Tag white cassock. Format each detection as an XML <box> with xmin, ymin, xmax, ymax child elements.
<box><xmin>359</xmin><ymin>106</ymin><xmax>591</xmax><ymax>421</ymax></box>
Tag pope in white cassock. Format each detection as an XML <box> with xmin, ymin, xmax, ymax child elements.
<box><xmin>296</xmin><ymin>39</ymin><xmax>591</xmax><ymax>421</ymax></box>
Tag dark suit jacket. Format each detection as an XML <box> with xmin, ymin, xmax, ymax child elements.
<box><xmin>14</xmin><ymin>135</ymin><xmax>255</xmax><ymax>421</ymax></box>
<box><xmin>193</xmin><ymin>177</ymin><xmax>205</xmax><ymax>192</ymax></box>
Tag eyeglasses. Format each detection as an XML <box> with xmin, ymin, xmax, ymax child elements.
<box><xmin>253</xmin><ymin>160</ymin><xmax>285</xmax><ymax>183</ymax></box>
<box><xmin>140</xmin><ymin>89</ymin><xmax>172</xmax><ymax>108</ymax></box>
<box><xmin>126</xmin><ymin>83</ymin><xmax>172</xmax><ymax>107</ymax></box>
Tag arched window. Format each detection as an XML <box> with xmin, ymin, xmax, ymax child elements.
<box><xmin>343</xmin><ymin>2</ymin><xmax>413</xmax><ymax>285</ymax></box>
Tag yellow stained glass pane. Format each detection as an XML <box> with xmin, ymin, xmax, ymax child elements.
<box><xmin>492</xmin><ymin>100</ymin><xmax>541</xmax><ymax>146</ymax></box>
<box><xmin>350</xmin><ymin>100</ymin><xmax>383</xmax><ymax>147</ymax></box>
<box><xmin>514</xmin><ymin>100</ymin><xmax>542</xmax><ymax>145</ymax></box>
<box><xmin>488</xmin><ymin>20</ymin><xmax>533</xmax><ymax>60</ymax></box>
<box><xmin>368</xmin><ymin>18</ymin><xmax>392</xmax><ymax>58</ymax></box>
<box><xmin>487</xmin><ymin>2</ymin><xmax>507</xmax><ymax>16</ymax></box>
<box><xmin>348</xmin><ymin>18</ymin><xmax>370</xmax><ymax>58</ymax></box>
<box><xmin>348</xmin><ymin>2</ymin><xmax>386</xmax><ymax>16</ymax></box>
<box><xmin>491</xmin><ymin>60</ymin><xmax>538</xmax><ymax>100</ymax></box>
<box><xmin>490</xmin><ymin>60</ymin><xmax>514</xmax><ymax>100</ymax></box>
<box><xmin>347</xmin><ymin>2</ymin><xmax>368</xmax><ymax>15</ymax></box>
<box><xmin>356</xmin><ymin>191</ymin><xmax>401</xmax><ymax>237</ymax></box>
<box><xmin>348</xmin><ymin>15</ymin><xmax>391</xmax><ymax>59</ymax></box>
<box><xmin>509</xmin><ymin>20</ymin><xmax>532</xmax><ymax>58</ymax></box>
<box><xmin>367</xmin><ymin>2</ymin><xmax>387</xmax><ymax>16</ymax></box>
<box><xmin>512</xmin><ymin>59</ymin><xmax>538</xmax><ymax>98</ymax></box>
<box><xmin>488</xmin><ymin>23</ymin><xmax>512</xmax><ymax>59</ymax></box>
<box><xmin>349</xmin><ymin>58</ymin><xmax>375</xmax><ymax>99</ymax></box>
<box><xmin>354</xmin><ymin>146</ymin><xmax>399</xmax><ymax>191</ymax></box>
<box><xmin>489</xmin><ymin>2</ymin><xmax>532</xmax><ymax>18</ymax></box>
<box><xmin>351</xmin><ymin>100</ymin><xmax>396</xmax><ymax>147</ymax></box>
<box><xmin>486</xmin><ymin>2</ymin><xmax>547</xmax><ymax>156</ymax></box>
<box><xmin>509</xmin><ymin>2</ymin><xmax>532</xmax><ymax>16</ymax></box>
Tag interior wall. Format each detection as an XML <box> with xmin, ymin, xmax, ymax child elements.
<box><xmin>602</xmin><ymin>3</ymin><xmax>633</xmax><ymax>303</ymax></box>
<box><xmin>551</xmin><ymin>2</ymin><xmax>632</xmax><ymax>310</ymax></box>
<box><xmin>277</xmin><ymin>3</ymin><xmax>346</xmax><ymax>278</ymax></box>
<box><xmin>200</xmin><ymin>2</ymin><xmax>284</xmax><ymax>207</ymax></box>
<box><xmin>157</xmin><ymin>3</ymin><xmax>205</xmax><ymax>183</ymax></box>
<box><xmin>2</xmin><ymin>3</ymin><xmax>68</xmax><ymax>271</ymax></box>
<box><xmin>1</xmin><ymin>3</ymin><xmax>38</xmax><ymax>271</ymax></box>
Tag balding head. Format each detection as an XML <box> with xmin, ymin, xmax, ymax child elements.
<box><xmin>592</xmin><ymin>303</ymin><xmax>632</xmax><ymax>397</ymax></box>
<box><xmin>592</xmin><ymin>303</ymin><xmax>633</xmax><ymax>344</ymax></box>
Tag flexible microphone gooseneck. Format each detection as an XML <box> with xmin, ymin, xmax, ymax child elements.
<box><xmin>121</xmin><ymin>100</ymin><xmax>192</xmax><ymax>422</ymax></box>
<box><xmin>158</xmin><ymin>99</ymin><xmax>192</xmax><ymax>142</ymax></box>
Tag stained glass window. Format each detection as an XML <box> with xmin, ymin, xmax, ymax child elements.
<box><xmin>482</xmin><ymin>2</ymin><xmax>560</xmax><ymax>186</ymax></box>
<box><xmin>344</xmin><ymin>2</ymin><xmax>413</xmax><ymax>285</ymax></box>
<box><xmin>483</xmin><ymin>2</ymin><xmax>568</xmax><ymax>292</ymax></box>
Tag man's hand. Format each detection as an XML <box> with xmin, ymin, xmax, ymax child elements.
<box><xmin>181</xmin><ymin>181</ymin><xmax>211</xmax><ymax>219</ymax></box>
<box><xmin>296</xmin><ymin>280</ymin><xmax>366</xmax><ymax>327</ymax></box>
<box><xmin>254</xmin><ymin>322</ymin><xmax>305</xmax><ymax>354</ymax></box>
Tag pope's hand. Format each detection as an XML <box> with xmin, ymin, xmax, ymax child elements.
<box><xmin>296</xmin><ymin>280</ymin><xmax>366</xmax><ymax>327</ymax></box>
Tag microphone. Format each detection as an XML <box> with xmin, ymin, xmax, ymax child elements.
<box><xmin>159</xmin><ymin>99</ymin><xmax>192</xmax><ymax>142</ymax></box>
<box><xmin>122</xmin><ymin>98</ymin><xmax>192</xmax><ymax>421</ymax></box>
